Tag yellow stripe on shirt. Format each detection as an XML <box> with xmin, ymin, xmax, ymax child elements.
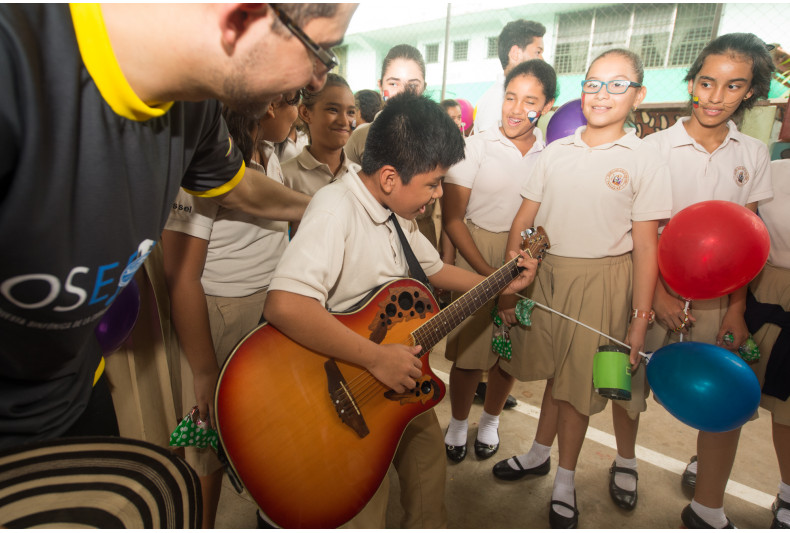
<box><xmin>69</xmin><ymin>4</ymin><xmax>173</xmax><ymax>121</ymax></box>
<box><xmin>182</xmin><ymin>161</ymin><xmax>247</xmax><ymax>198</ymax></box>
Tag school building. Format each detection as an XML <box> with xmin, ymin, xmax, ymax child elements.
<box><xmin>338</xmin><ymin>2</ymin><xmax>790</xmax><ymax>107</ymax></box>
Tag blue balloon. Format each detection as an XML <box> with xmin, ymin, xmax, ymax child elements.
<box><xmin>646</xmin><ymin>342</ymin><xmax>761</xmax><ymax>433</ymax></box>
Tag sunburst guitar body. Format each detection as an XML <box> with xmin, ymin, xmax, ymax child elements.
<box><xmin>214</xmin><ymin>227</ymin><xmax>549</xmax><ymax>528</ymax></box>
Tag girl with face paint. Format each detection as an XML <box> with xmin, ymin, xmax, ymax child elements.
<box><xmin>440</xmin><ymin>59</ymin><xmax>556</xmax><ymax>464</ymax></box>
<box><xmin>643</xmin><ymin>33</ymin><xmax>776</xmax><ymax>529</ymax></box>
<box><xmin>498</xmin><ymin>49</ymin><xmax>672</xmax><ymax>527</ymax></box>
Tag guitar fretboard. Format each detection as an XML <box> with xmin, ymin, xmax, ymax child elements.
<box><xmin>412</xmin><ymin>258</ymin><xmax>523</xmax><ymax>353</ymax></box>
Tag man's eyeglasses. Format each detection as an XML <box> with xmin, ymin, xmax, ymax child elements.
<box><xmin>270</xmin><ymin>4</ymin><xmax>339</xmax><ymax>72</ymax></box>
<box><xmin>581</xmin><ymin>79</ymin><xmax>642</xmax><ymax>95</ymax></box>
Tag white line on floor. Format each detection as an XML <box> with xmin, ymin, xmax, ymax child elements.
<box><xmin>432</xmin><ymin>369</ymin><xmax>775</xmax><ymax>509</ymax></box>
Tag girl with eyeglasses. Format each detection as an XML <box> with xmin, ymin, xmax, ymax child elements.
<box><xmin>501</xmin><ymin>48</ymin><xmax>671</xmax><ymax>528</ymax></box>
<box><xmin>281</xmin><ymin>74</ymin><xmax>357</xmax><ymax>235</ymax></box>
<box><xmin>643</xmin><ymin>32</ymin><xmax>776</xmax><ymax>529</ymax></box>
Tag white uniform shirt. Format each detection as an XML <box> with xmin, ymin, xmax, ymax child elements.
<box><xmin>269</xmin><ymin>168</ymin><xmax>443</xmax><ymax>312</ymax></box>
<box><xmin>344</xmin><ymin>122</ymin><xmax>370</xmax><ymax>166</ymax></box>
<box><xmin>523</xmin><ymin>127</ymin><xmax>672</xmax><ymax>258</ymax></box>
<box><xmin>758</xmin><ymin>159</ymin><xmax>790</xmax><ymax>269</ymax></box>
<box><xmin>281</xmin><ymin>146</ymin><xmax>359</xmax><ymax>196</ymax></box>
<box><xmin>445</xmin><ymin>127</ymin><xmax>545</xmax><ymax>232</ymax></box>
<box><xmin>165</xmin><ymin>158</ymin><xmax>289</xmax><ymax>297</ymax></box>
<box><xmin>275</xmin><ymin>129</ymin><xmax>309</xmax><ymax>164</ymax></box>
<box><xmin>644</xmin><ymin>118</ymin><xmax>773</xmax><ymax>224</ymax></box>
<box><xmin>473</xmin><ymin>71</ymin><xmax>506</xmax><ymax>135</ymax></box>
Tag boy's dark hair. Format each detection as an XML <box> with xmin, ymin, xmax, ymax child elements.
<box><xmin>440</xmin><ymin>99</ymin><xmax>460</xmax><ymax>110</ymax></box>
<box><xmin>362</xmin><ymin>93</ymin><xmax>465</xmax><ymax>184</ymax></box>
<box><xmin>355</xmin><ymin>89</ymin><xmax>383</xmax><ymax>123</ymax></box>
<box><xmin>588</xmin><ymin>48</ymin><xmax>645</xmax><ymax>84</ymax></box>
<box><xmin>504</xmin><ymin>59</ymin><xmax>558</xmax><ymax>102</ymax></box>
<box><xmin>684</xmin><ymin>33</ymin><xmax>774</xmax><ymax>120</ymax></box>
<box><xmin>497</xmin><ymin>20</ymin><xmax>546</xmax><ymax>70</ymax></box>
<box><xmin>380</xmin><ymin>44</ymin><xmax>426</xmax><ymax>84</ymax></box>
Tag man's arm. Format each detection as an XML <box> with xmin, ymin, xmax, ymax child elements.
<box><xmin>215</xmin><ymin>166</ymin><xmax>310</xmax><ymax>222</ymax></box>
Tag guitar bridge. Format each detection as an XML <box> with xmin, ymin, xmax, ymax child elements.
<box><xmin>325</xmin><ymin>360</ymin><xmax>369</xmax><ymax>439</ymax></box>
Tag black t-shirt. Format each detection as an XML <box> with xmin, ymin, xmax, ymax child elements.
<box><xmin>0</xmin><ymin>4</ymin><xmax>244</xmax><ymax>448</ymax></box>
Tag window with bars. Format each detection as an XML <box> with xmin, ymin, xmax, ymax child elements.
<box><xmin>425</xmin><ymin>43</ymin><xmax>439</xmax><ymax>64</ymax></box>
<box><xmin>553</xmin><ymin>3</ymin><xmax>720</xmax><ymax>74</ymax></box>
<box><xmin>453</xmin><ymin>40</ymin><xmax>469</xmax><ymax>61</ymax></box>
<box><xmin>487</xmin><ymin>36</ymin><xmax>498</xmax><ymax>58</ymax></box>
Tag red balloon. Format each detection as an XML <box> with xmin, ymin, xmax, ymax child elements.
<box><xmin>658</xmin><ymin>200</ymin><xmax>770</xmax><ymax>300</ymax></box>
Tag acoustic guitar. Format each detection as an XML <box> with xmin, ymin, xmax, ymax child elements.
<box><xmin>214</xmin><ymin>227</ymin><xmax>549</xmax><ymax>528</ymax></box>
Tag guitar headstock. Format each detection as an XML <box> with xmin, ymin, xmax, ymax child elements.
<box><xmin>520</xmin><ymin>226</ymin><xmax>550</xmax><ymax>262</ymax></box>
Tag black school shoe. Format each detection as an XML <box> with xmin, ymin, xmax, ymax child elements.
<box><xmin>772</xmin><ymin>496</ymin><xmax>790</xmax><ymax>528</ymax></box>
<box><xmin>680</xmin><ymin>504</ymin><xmax>735</xmax><ymax>528</ymax></box>
<box><xmin>608</xmin><ymin>461</ymin><xmax>638</xmax><ymax>510</ymax></box>
<box><xmin>682</xmin><ymin>455</ymin><xmax>698</xmax><ymax>491</ymax></box>
<box><xmin>549</xmin><ymin>491</ymin><xmax>579</xmax><ymax>529</ymax></box>
<box><xmin>493</xmin><ymin>456</ymin><xmax>551</xmax><ymax>481</ymax></box>
<box><xmin>475</xmin><ymin>382</ymin><xmax>518</xmax><ymax>409</ymax></box>
<box><xmin>474</xmin><ymin>429</ymin><xmax>499</xmax><ymax>459</ymax></box>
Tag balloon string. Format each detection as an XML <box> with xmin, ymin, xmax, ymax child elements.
<box><xmin>515</xmin><ymin>294</ymin><xmax>649</xmax><ymax>359</ymax></box>
<box><xmin>679</xmin><ymin>299</ymin><xmax>690</xmax><ymax>342</ymax></box>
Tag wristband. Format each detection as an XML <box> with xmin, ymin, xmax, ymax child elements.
<box><xmin>631</xmin><ymin>308</ymin><xmax>655</xmax><ymax>324</ymax></box>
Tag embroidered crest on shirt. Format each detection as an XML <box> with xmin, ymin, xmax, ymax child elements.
<box><xmin>733</xmin><ymin>166</ymin><xmax>749</xmax><ymax>186</ymax></box>
<box><xmin>605</xmin><ymin>168</ymin><xmax>629</xmax><ymax>191</ymax></box>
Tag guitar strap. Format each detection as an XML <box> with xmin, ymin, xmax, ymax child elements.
<box><xmin>388</xmin><ymin>212</ymin><xmax>434</xmax><ymax>294</ymax></box>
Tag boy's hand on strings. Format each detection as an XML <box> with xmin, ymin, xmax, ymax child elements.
<box><xmin>653</xmin><ymin>287</ymin><xmax>695</xmax><ymax>332</ymax></box>
<box><xmin>716</xmin><ymin>311</ymin><xmax>749</xmax><ymax>351</ymax></box>
<box><xmin>369</xmin><ymin>344</ymin><xmax>424</xmax><ymax>393</ymax></box>
<box><xmin>497</xmin><ymin>293</ymin><xmax>520</xmax><ymax>326</ymax></box>
<box><xmin>501</xmin><ymin>250</ymin><xmax>537</xmax><ymax>295</ymax></box>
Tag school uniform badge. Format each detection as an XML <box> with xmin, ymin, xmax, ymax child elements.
<box><xmin>733</xmin><ymin>165</ymin><xmax>749</xmax><ymax>186</ymax></box>
<box><xmin>605</xmin><ymin>168</ymin><xmax>629</xmax><ymax>191</ymax></box>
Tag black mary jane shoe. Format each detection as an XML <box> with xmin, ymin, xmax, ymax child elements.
<box><xmin>549</xmin><ymin>492</ymin><xmax>579</xmax><ymax>529</ymax></box>
<box><xmin>493</xmin><ymin>455</ymin><xmax>551</xmax><ymax>480</ymax></box>
<box><xmin>474</xmin><ymin>435</ymin><xmax>499</xmax><ymax>459</ymax></box>
<box><xmin>608</xmin><ymin>461</ymin><xmax>638</xmax><ymax>510</ymax></box>
<box><xmin>772</xmin><ymin>496</ymin><xmax>790</xmax><ymax>529</ymax></box>
<box><xmin>445</xmin><ymin>442</ymin><xmax>467</xmax><ymax>462</ymax></box>
<box><xmin>680</xmin><ymin>504</ymin><xmax>735</xmax><ymax>528</ymax></box>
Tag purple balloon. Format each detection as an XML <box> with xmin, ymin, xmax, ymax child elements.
<box><xmin>546</xmin><ymin>98</ymin><xmax>587</xmax><ymax>144</ymax></box>
<box><xmin>94</xmin><ymin>279</ymin><xmax>141</xmax><ymax>355</ymax></box>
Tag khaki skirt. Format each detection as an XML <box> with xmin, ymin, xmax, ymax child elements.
<box><xmin>444</xmin><ymin>221</ymin><xmax>526</xmax><ymax>370</ymax></box>
<box><xmin>501</xmin><ymin>253</ymin><xmax>647</xmax><ymax>417</ymax></box>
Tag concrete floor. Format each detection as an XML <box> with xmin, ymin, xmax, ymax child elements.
<box><xmin>215</xmin><ymin>338</ymin><xmax>780</xmax><ymax>529</ymax></box>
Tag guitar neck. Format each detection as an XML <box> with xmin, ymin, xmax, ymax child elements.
<box><xmin>412</xmin><ymin>257</ymin><xmax>522</xmax><ymax>353</ymax></box>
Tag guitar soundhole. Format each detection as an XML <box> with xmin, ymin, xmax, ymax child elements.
<box><xmin>385</xmin><ymin>303</ymin><xmax>398</xmax><ymax>317</ymax></box>
<box><xmin>414</xmin><ymin>301</ymin><xmax>425</xmax><ymax>314</ymax></box>
<box><xmin>397</xmin><ymin>292</ymin><xmax>413</xmax><ymax>310</ymax></box>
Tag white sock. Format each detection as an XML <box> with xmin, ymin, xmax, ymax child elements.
<box><xmin>551</xmin><ymin>467</ymin><xmax>576</xmax><ymax>518</ymax></box>
<box><xmin>613</xmin><ymin>454</ymin><xmax>638</xmax><ymax>492</ymax></box>
<box><xmin>509</xmin><ymin>441</ymin><xmax>551</xmax><ymax>470</ymax></box>
<box><xmin>778</xmin><ymin>481</ymin><xmax>790</xmax><ymax>525</ymax></box>
<box><xmin>687</xmin><ymin>458</ymin><xmax>698</xmax><ymax>475</ymax></box>
<box><xmin>477</xmin><ymin>410</ymin><xmax>500</xmax><ymax>446</ymax></box>
<box><xmin>690</xmin><ymin>500</ymin><xmax>728</xmax><ymax>528</ymax></box>
<box><xmin>444</xmin><ymin>416</ymin><xmax>468</xmax><ymax>447</ymax></box>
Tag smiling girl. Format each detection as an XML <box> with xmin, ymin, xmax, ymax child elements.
<box><xmin>281</xmin><ymin>74</ymin><xmax>356</xmax><ymax>234</ymax></box>
<box><xmin>441</xmin><ymin>60</ymin><xmax>556</xmax><ymax>464</ymax></box>
<box><xmin>643</xmin><ymin>32</ymin><xmax>774</xmax><ymax>528</ymax></box>
<box><xmin>499</xmin><ymin>49</ymin><xmax>671</xmax><ymax>527</ymax></box>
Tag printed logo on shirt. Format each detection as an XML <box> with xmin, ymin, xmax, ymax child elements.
<box><xmin>733</xmin><ymin>166</ymin><xmax>749</xmax><ymax>186</ymax></box>
<box><xmin>605</xmin><ymin>168</ymin><xmax>629</xmax><ymax>191</ymax></box>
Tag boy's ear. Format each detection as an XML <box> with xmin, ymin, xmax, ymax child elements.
<box><xmin>298</xmin><ymin>104</ymin><xmax>311</xmax><ymax>124</ymax></box>
<box><xmin>378</xmin><ymin>165</ymin><xmax>400</xmax><ymax>194</ymax></box>
<box><xmin>542</xmin><ymin>99</ymin><xmax>555</xmax><ymax>115</ymax></box>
